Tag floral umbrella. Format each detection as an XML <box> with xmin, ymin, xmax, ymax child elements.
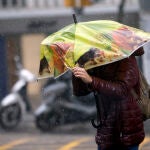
<box><xmin>38</xmin><ymin>19</ymin><xmax>150</xmax><ymax>79</ymax></box>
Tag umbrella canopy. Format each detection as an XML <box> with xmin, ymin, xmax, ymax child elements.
<box><xmin>38</xmin><ymin>19</ymin><xmax>150</xmax><ymax>79</ymax></box>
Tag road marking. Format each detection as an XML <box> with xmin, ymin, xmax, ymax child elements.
<box><xmin>58</xmin><ymin>137</ymin><xmax>91</xmax><ymax>150</ymax></box>
<box><xmin>0</xmin><ymin>138</ymin><xmax>34</xmax><ymax>150</ymax></box>
<box><xmin>139</xmin><ymin>136</ymin><xmax>150</xmax><ymax>150</ymax></box>
<box><xmin>58</xmin><ymin>136</ymin><xmax>150</xmax><ymax>150</ymax></box>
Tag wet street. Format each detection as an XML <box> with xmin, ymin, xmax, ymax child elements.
<box><xmin>0</xmin><ymin>113</ymin><xmax>150</xmax><ymax>150</ymax></box>
<box><xmin>0</xmin><ymin>132</ymin><xmax>96</xmax><ymax>150</ymax></box>
<box><xmin>0</xmin><ymin>113</ymin><xmax>97</xmax><ymax>150</ymax></box>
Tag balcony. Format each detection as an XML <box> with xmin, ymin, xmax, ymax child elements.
<box><xmin>0</xmin><ymin>0</ymin><xmax>139</xmax><ymax>19</ymax></box>
<box><xmin>0</xmin><ymin>0</ymin><xmax>140</xmax><ymax>34</ymax></box>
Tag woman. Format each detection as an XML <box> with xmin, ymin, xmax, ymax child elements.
<box><xmin>72</xmin><ymin>47</ymin><xmax>145</xmax><ymax>150</ymax></box>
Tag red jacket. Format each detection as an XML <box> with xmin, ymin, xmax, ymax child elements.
<box><xmin>72</xmin><ymin>54</ymin><xmax>145</xmax><ymax>149</ymax></box>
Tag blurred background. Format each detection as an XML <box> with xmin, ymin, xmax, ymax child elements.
<box><xmin>0</xmin><ymin>0</ymin><xmax>150</xmax><ymax>149</ymax></box>
<box><xmin>0</xmin><ymin>0</ymin><xmax>149</xmax><ymax>102</ymax></box>
<box><xmin>0</xmin><ymin>0</ymin><xmax>149</xmax><ymax>101</ymax></box>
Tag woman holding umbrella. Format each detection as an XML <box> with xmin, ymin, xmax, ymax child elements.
<box><xmin>38</xmin><ymin>18</ymin><xmax>150</xmax><ymax>149</ymax></box>
<box><xmin>72</xmin><ymin>47</ymin><xmax>145</xmax><ymax>150</ymax></box>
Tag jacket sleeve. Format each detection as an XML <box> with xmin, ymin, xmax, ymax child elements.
<box><xmin>72</xmin><ymin>74</ymin><xmax>91</xmax><ymax>96</ymax></box>
<box><xmin>90</xmin><ymin>56</ymin><xmax>139</xmax><ymax>99</ymax></box>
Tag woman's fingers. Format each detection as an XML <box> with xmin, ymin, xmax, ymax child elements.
<box><xmin>72</xmin><ymin>67</ymin><xmax>86</xmax><ymax>73</ymax></box>
<box><xmin>72</xmin><ymin>67</ymin><xmax>92</xmax><ymax>84</ymax></box>
<box><xmin>72</xmin><ymin>67</ymin><xmax>86</xmax><ymax>77</ymax></box>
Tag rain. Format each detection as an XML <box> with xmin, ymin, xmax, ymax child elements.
<box><xmin>0</xmin><ymin>0</ymin><xmax>150</xmax><ymax>150</ymax></box>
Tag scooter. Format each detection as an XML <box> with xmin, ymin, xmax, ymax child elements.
<box><xmin>34</xmin><ymin>71</ymin><xmax>96</xmax><ymax>131</ymax></box>
<box><xmin>0</xmin><ymin>56</ymin><xmax>36</xmax><ymax>130</ymax></box>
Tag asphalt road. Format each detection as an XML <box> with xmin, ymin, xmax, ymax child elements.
<box><xmin>0</xmin><ymin>132</ymin><xmax>96</xmax><ymax>150</ymax></box>
<box><xmin>0</xmin><ymin>113</ymin><xmax>97</xmax><ymax>150</ymax></box>
<box><xmin>0</xmin><ymin>113</ymin><xmax>150</xmax><ymax>150</ymax></box>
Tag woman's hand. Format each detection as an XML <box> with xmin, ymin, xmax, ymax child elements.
<box><xmin>72</xmin><ymin>67</ymin><xmax>92</xmax><ymax>84</ymax></box>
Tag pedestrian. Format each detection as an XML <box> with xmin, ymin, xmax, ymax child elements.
<box><xmin>72</xmin><ymin>47</ymin><xmax>145</xmax><ymax>150</ymax></box>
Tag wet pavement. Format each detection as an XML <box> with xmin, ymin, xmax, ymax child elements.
<box><xmin>0</xmin><ymin>111</ymin><xmax>150</xmax><ymax>150</ymax></box>
<box><xmin>0</xmin><ymin>90</ymin><xmax>149</xmax><ymax>150</ymax></box>
<box><xmin>0</xmin><ymin>112</ymin><xmax>96</xmax><ymax>150</ymax></box>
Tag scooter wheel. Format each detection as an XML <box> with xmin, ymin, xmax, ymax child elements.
<box><xmin>0</xmin><ymin>103</ymin><xmax>21</xmax><ymax>130</ymax></box>
<box><xmin>35</xmin><ymin>112</ymin><xmax>59</xmax><ymax>132</ymax></box>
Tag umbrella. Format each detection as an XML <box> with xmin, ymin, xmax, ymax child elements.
<box><xmin>38</xmin><ymin>15</ymin><xmax>150</xmax><ymax>79</ymax></box>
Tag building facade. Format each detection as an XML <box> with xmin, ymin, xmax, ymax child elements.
<box><xmin>0</xmin><ymin>0</ymin><xmax>141</xmax><ymax>98</ymax></box>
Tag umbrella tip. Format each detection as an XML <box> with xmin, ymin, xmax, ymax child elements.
<box><xmin>72</xmin><ymin>14</ymin><xmax>78</xmax><ymax>24</ymax></box>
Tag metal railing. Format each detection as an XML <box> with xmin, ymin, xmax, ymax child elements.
<box><xmin>0</xmin><ymin>0</ymin><xmax>64</xmax><ymax>8</ymax></box>
<box><xmin>0</xmin><ymin>0</ymin><xmax>137</xmax><ymax>9</ymax></box>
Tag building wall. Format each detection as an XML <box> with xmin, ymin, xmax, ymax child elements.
<box><xmin>0</xmin><ymin>36</ymin><xmax>8</xmax><ymax>100</ymax></box>
<box><xmin>140</xmin><ymin>14</ymin><xmax>150</xmax><ymax>84</ymax></box>
<box><xmin>21</xmin><ymin>34</ymin><xmax>46</xmax><ymax>96</ymax></box>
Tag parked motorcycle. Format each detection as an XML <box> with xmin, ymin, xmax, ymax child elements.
<box><xmin>0</xmin><ymin>56</ymin><xmax>36</xmax><ymax>130</ymax></box>
<box><xmin>34</xmin><ymin>71</ymin><xmax>96</xmax><ymax>131</ymax></box>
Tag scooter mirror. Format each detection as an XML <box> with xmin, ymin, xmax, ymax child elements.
<box><xmin>19</xmin><ymin>69</ymin><xmax>37</xmax><ymax>82</ymax></box>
